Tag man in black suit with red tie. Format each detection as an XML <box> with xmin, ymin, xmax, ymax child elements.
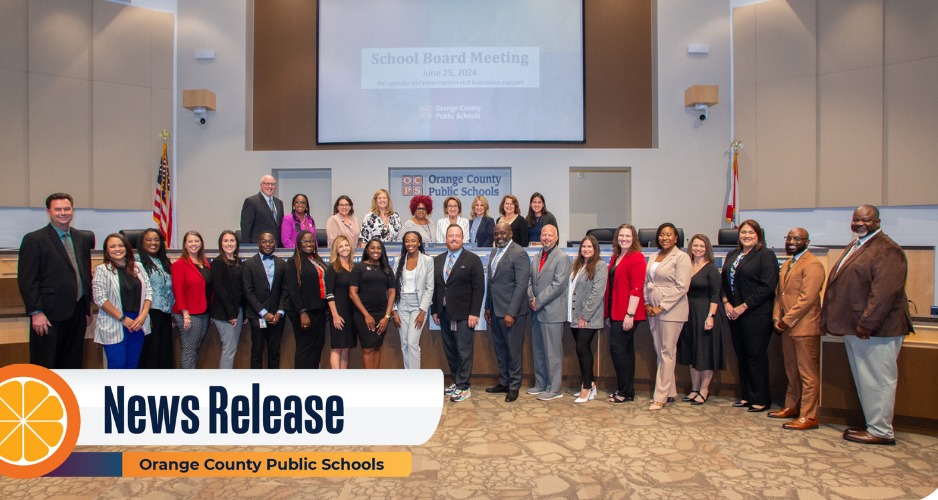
<box><xmin>241</xmin><ymin>175</ymin><xmax>285</xmax><ymax>246</ymax></box>
<box><xmin>17</xmin><ymin>193</ymin><xmax>93</xmax><ymax>368</ymax></box>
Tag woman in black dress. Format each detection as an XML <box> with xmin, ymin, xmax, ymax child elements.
<box><xmin>721</xmin><ymin>220</ymin><xmax>779</xmax><ymax>412</ymax></box>
<box><xmin>325</xmin><ymin>235</ymin><xmax>357</xmax><ymax>369</ymax></box>
<box><xmin>285</xmin><ymin>230</ymin><xmax>329</xmax><ymax>369</ymax></box>
<box><xmin>350</xmin><ymin>238</ymin><xmax>397</xmax><ymax>369</ymax></box>
<box><xmin>677</xmin><ymin>234</ymin><xmax>727</xmax><ymax>405</ymax></box>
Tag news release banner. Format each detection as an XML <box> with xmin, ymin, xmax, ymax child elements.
<box><xmin>59</xmin><ymin>370</ymin><xmax>443</xmax><ymax>446</ymax></box>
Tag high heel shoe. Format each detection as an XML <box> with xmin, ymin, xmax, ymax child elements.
<box><xmin>588</xmin><ymin>385</ymin><xmax>596</xmax><ymax>401</ymax></box>
<box><xmin>648</xmin><ymin>401</ymin><xmax>666</xmax><ymax>411</ymax></box>
<box><xmin>682</xmin><ymin>390</ymin><xmax>700</xmax><ymax>403</ymax></box>
<box><xmin>690</xmin><ymin>392</ymin><xmax>709</xmax><ymax>405</ymax></box>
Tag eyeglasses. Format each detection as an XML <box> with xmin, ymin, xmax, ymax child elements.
<box><xmin>415</xmin><ymin>206</ymin><xmax>427</xmax><ymax>212</ymax></box>
<box><xmin>299</xmin><ymin>240</ymin><xmax>315</xmax><ymax>246</ymax></box>
<box><xmin>261</xmin><ymin>182</ymin><xmax>276</xmax><ymax>187</ymax></box>
<box><xmin>294</xmin><ymin>201</ymin><xmax>307</xmax><ymax>206</ymax></box>
<box><xmin>784</xmin><ymin>236</ymin><xmax>806</xmax><ymax>243</ymax></box>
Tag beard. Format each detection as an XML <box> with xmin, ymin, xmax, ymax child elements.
<box><xmin>852</xmin><ymin>225</ymin><xmax>868</xmax><ymax>238</ymax></box>
<box><xmin>786</xmin><ymin>243</ymin><xmax>807</xmax><ymax>256</ymax></box>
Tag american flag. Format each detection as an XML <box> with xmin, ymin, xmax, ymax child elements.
<box><xmin>153</xmin><ymin>142</ymin><xmax>173</xmax><ymax>246</ymax></box>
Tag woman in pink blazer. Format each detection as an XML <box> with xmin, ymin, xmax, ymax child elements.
<box><xmin>644</xmin><ymin>223</ymin><xmax>691</xmax><ymax>410</ymax></box>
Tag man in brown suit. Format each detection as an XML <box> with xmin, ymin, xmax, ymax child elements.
<box><xmin>769</xmin><ymin>228</ymin><xmax>824</xmax><ymax>430</ymax></box>
<box><xmin>820</xmin><ymin>205</ymin><xmax>913</xmax><ymax>445</ymax></box>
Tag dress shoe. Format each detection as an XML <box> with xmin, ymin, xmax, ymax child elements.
<box><xmin>843</xmin><ymin>427</ymin><xmax>865</xmax><ymax>436</ymax></box>
<box><xmin>783</xmin><ymin>417</ymin><xmax>819</xmax><ymax>430</ymax></box>
<box><xmin>505</xmin><ymin>390</ymin><xmax>519</xmax><ymax>403</ymax></box>
<box><xmin>732</xmin><ymin>400</ymin><xmax>750</xmax><ymax>408</ymax></box>
<box><xmin>768</xmin><ymin>407</ymin><xmax>799</xmax><ymax>419</ymax></box>
<box><xmin>486</xmin><ymin>384</ymin><xmax>509</xmax><ymax>394</ymax></box>
<box><xmin>843</xmin><ymin>430</ymin><xmax>895</xmax><ymax>446</ymax></box>
<box><xmin>747</xmin><ymin>404</ymin><xmax>769</xmax><ymax>413</ymax></box>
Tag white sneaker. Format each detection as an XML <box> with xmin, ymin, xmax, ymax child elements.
<box><xmin>450</xmin><ymin>388</ymin><xmax>471</xmax><ymax>402</ymax></box>
<box><xmin>444</xmin><ymin>383</ymin><xmax>456</xmax><ymax>395</ymax></box>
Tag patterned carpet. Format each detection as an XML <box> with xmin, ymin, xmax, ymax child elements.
<box><xmin>3</xmin><ymin>390</ymin><xmax>937</xmax><ymax>499</ymax></box>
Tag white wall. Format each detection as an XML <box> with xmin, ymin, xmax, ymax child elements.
<box><xmin>174</xmin><ymin>0</ymin><xmax>735</xmax><ymax>251</ymax></box>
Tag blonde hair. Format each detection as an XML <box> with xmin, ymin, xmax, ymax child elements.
<box><xmin>470</xmin><ymin>196</ymin><xmax>489</xmax><ymax>220</ymax></box>
<box><xmin>370</xmin><ymin>189</ymin><xmax>394</xmax><ymax>215</ymax></box>
<box><xmin>329</xmin><ymin>235</ymin><xmax>354</xmax><ymax>273</ymax></box>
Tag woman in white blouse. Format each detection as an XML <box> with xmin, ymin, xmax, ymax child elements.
<box><xmin>92</xmin><ymin>233</ymin><xmax>152</xmax><ymax>369</ymax></box>
<box><xmin>435</xmin><ymin>196</ymin><xmax>470</xmax><ymax>243</ymax></box>
<box><xmin>391</xmin><ymin>231</ymin><xmax>435</xmax><ymax>369</ymax></box>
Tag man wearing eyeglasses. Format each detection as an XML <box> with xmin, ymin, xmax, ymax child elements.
<box><xmin>769</xmin><ymin>228</ymin><xmax>824</xmax><ymax>430</ymax></box>
<box><xmin>241</xmin><ymin>175</ymin><xmax>285</xmax><ymax>246</ymax></box>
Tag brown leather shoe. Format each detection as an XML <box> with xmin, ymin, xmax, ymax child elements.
<box><xmin>843</xmin><ymin>427</ymin><xmax>865</xmax><ymax>436</ymax></box>
<box><xmin>783</xmin><ymin>417</ymin><xmax>819</xmax><ymax>430</ymax></box>
<box><xmin>843</xmin><ymin>430</ymin><xmax>895</xmax><ymax>445</ymax></box>
<box><xmin>767</xmin><ymin>407</ymin><xmax>799</xmax><ymax>419</ymax></box>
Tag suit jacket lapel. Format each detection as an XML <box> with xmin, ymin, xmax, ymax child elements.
<box><xmin>831</xmin><ymin>234</ymin><xmax>875</xmax><ymax>283</ymax></box>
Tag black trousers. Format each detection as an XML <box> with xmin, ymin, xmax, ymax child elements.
<box><xmin>440</xmin><ymin>307</ymin><xmax>474</xmax><ymax>391</ymax></box>
<box><xmin>138</xmin><ymin>309</ymin><xmax>175</xmax><ymax>369</ymax></box>
<box><xmin>729</xmin><ymin>312</ymin><xmax>773</xmax><ymax>406</ymax></box>
<box><xmin>249</xmin><ymin>316</ymin><xmax>285</xmax><ymax>369</ymax></box>
<box><xmin>608</xmin><ymin>319</ymin><xmax>643</xmax><ymax>398</ymax></box>
<box><xmin>287</xmin><ymin>309</ymin><xmax>327</xmax><ymax>369</ymax></box>
<box><xmin>30</xmin><ymin>297</ymin><xmax>87</xmax><ymax>369</ymax></box>
<box><xmin>572</xmin><ymin>327</ymin><xmax>600</xmax><ymax>388</ymax></box>
<box><xmin>491</xmin><ymin>314</ymin><xmax>526</xmax><ymax>390</ymax></box>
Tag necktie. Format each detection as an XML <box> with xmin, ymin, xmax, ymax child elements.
<box><xmin>62</xmin><ymin>232</ymin><xmax>82</xmax><ymax>300</ymax></box>
<box><xmin>268</xmin><ymin>197</ymin><xmax>276</xmax><ymax>219</ymax></box>
<box><xmin>539</xmin><ymin>251</ymin><xmax>548</xmax><ymax>273</ymax></box>
<box><xmin>445</xmin><ymin>254</ymin><xmax>455</xmax><ymax>282</ymax></box>
<box><xmin>785</xmin><ymin>258</ymin><xmax>795</xmax><ymax>279</ymax></box>
<box><xmin>836</xmin><ymin>240</ymin><xmax>860</xmax><ymax>274</ymax></box>
<box><xmin>491</xmin><ymin>246</ymin><xmax>505</xmax><ymax>273</ymax></box>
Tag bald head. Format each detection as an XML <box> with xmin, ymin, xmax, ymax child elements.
<box><xmin>494</xmin><ymin>222</ymin><xmax>512</xmax><ymax>248</ymax></box>
<box><xmin>785</xmin><ymin>227</ymin><xmax>809</xmax><ymax>256</ymax></box>
<box><xmin>540</xmin><ymin>224</ymin><xmax>558</xmax><ymax>249</ymax></box>
<box><xmin>852</xmin><ymin>205</ymin><xmax>881</xmax><ymax>236</ymax></box>
<box><xmin>260</xmin><ymin>175</ymin><xmax>276</xmax><ymax>196</ymax></box>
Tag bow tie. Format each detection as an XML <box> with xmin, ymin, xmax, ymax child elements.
<box><xmin>262</xmin><ymin>255</ymin><xmax>275</xmax><ymax>261</ymax></box>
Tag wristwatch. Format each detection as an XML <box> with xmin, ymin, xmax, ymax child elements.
<box><xmin>707</xmin><ymin>313</ymin><xmax>715</xmax><ymax>318</ymax></box>
<box><xmin>119</xmin><ymin>314</ymin><xmax>127</xmax><ymax>322</ymax></box>
<box><xmin>385</xmin><ymin>314</ymin><xmax>392</xmax><ymax>320</ymax></box>
<box><xmin>626</xmin><ymin>312</ymin><xmax>635</xmax><ymax>318</ymax></box>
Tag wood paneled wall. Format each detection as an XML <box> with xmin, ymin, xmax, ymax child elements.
<box><xmin>733</xmin><ymin>0</ymin><xmax>938</xmax><ymax>209</ymax></box>
<box><xmin>0</xmin><ymin>0</ymin><xmax>173</xmax><ymax>210</ymax></box>
<box><xmin>252</xmin><ymin>0</ymin><xmax>654</xmax><ymax>150</ymax></box>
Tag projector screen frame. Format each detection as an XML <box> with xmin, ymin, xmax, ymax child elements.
<box><xmin>315</xmin><ymin>0</ymin><xmax>586</xmax><ymax>146</ymax></box>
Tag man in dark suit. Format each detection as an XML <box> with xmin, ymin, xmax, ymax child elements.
<box><xmin>240</xmin><ymin>175</ymin><xmax>285</xmax><ymax>246</ymax></box>
<box><xmin>821</xmin><ymin>205</ymin><xmax>913</xmax><ymax>445</ymax></box>
<box><xmin>242</xmin><ymin>232</ymin><xmax>289</xmax><ymax>369</ymax></box>
<box><xmin>17</xmin><ymin>193</ymin><xmax>93</xmax><ymax>368</ymax></box>
<box><xmin>484</xmin><ymin>222</ymin><xmax>530</xmax><ymax>402</ymax></box>
<box><xmin>527</xmin><ymin>224</ymin><xmax>571</xmax><ymax>400</ymax></box>
<box><xmin>770</xmin><ymin>228</ymin><xmax>825</xmax><ymax>430</ymax></box>
<box><xmin>432</xmin><ymin>224</ymin><xmax>485</xmax><ymax>403</ymax></box>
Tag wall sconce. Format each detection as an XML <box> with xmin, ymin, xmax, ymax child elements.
<box><xmin>182</xmin><ymin>89</ymin><xmax>216</xmax><ymax>125</ymax></box>
<box><xmin>685</xmin><ymin>85</ymin><xmax>719</xmax><ymax>121</ymax></box>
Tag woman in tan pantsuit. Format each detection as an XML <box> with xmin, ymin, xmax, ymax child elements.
<box><xmin>644</xmin><ymin>223</ymin><xmax>691</xmax><ymax>410</ymax></box>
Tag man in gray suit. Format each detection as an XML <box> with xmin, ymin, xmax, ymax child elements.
<box><xmin>484</xmin><ymin>222</ymin><xmax>531</xmax><ymax>402</ymax></box>
<box><xmin>527</xmin><ymin>225</ymin><xmax>571</xmax><ymax>400</ymax></box>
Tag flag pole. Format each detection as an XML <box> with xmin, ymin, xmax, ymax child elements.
<box><xmin>726</xmin><ymin>140</ymin><xmax>743</xmax><ymax>228</ymax></box>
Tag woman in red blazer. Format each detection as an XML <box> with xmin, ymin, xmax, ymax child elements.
<box><xmin>172</xmin><ymin>230</ymin><xmax>213</xmax><ymax>369</ymax></box>
<box><xmin>605</xmin><ymin>224</ymin><xmax>647</xmax><ymax>403</ymax></box>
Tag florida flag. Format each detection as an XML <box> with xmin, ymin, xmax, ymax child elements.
<box><xmin>153</xmin><ymin>143</ymin><xmax>173</xmax><ymax>246</ymax></box>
